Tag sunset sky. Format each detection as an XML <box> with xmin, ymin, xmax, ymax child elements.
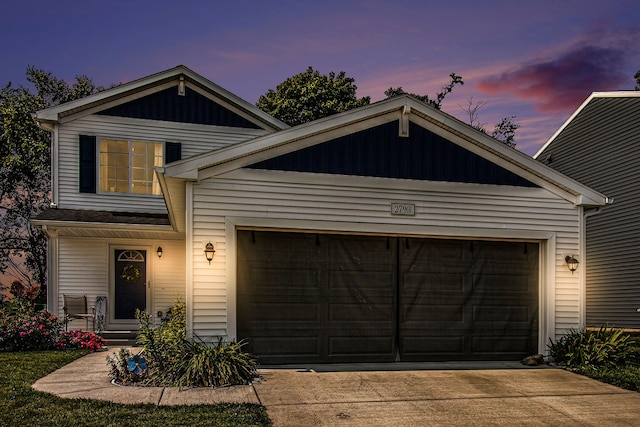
<box><xmin>2</xmin><ymin>0</ymin><xmax>639</xmax><ymax>154</ymax></box>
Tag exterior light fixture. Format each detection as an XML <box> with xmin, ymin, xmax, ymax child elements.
<box><xmin>565</xmin><ymin>255</ymin><xmax>579</xmax><ymax>274</ymax></box>
<box><xmin>156</xmin><ymin>246</ymin><xmax>163</xmax><ymax>258</ymax></box>
<box><xmin>204</xmin><ymin>242</ymin><xmax>215</xmax><ymax>264</ymax></box>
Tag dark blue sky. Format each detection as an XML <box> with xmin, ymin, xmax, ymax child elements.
<box><xmin>2</xmin><ymin>0</ymin><xmax>639</xmax><ymax>154</ymax></box>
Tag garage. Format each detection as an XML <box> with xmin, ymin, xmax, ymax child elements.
<box><xmin>237</xmin><ymin>230</ymin><xmax>539</xmax><ymax>364</ymax></box>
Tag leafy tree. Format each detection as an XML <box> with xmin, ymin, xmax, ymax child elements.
<box><xmin>635</xmin><ymin>69</ymin><xmax>640</xmax><ymax>90</ymax></box>
<box><xmin>256</xmin><ymin>67</ymin><xmax>370</xmax><ymax>126</ymax></box>
<box><xmin>489</xmin><ymin>116</ymin><xmax>519</xmax><ymax>148</ymax></box>
<box><xmin>384</xmin><ymin>73</ymin><xmax>464</xmax><ymax>109</ymax></box>
<box><xmin>0</xmin><ymin>67</ymin><xmax>101</xmax><ymax>300</ymax></box>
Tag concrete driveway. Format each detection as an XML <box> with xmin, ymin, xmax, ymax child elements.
<box><xmin>254</xmin><ymin>363</ymin><xmax>640</xmax><ymax>426</ymax></box>
<box><xmin>33</xmin><ymin>352</ymin><xmax>640</xmax><ymax>426</ymax></box>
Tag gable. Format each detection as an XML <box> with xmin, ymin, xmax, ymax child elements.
<box><xmin>97</xmin><ymin>86</ymin><xmax>261</xmax><ymax>129</ymax></box>
<box><xmin>248</xmin><ymin>121</ymin><xmax>538</xmax><ymax>187</ymax></box>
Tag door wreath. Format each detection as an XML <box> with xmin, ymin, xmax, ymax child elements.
<box><xmin>120</xmin><ymin>263</ymin><xmax>141</xmax><ymax>283</ymax></box>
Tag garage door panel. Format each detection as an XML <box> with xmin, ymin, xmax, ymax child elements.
<box><xmin>402</xmin><ymin>272</ymin><xmax>466</xmax><ymax>292</ymax></box>
<box><xmin>402</xmin><ymin>304</ymin><xmax>465</xmax><ymax>322</ymax></box>
<box><xmin>471</xmin><ymin>336</ymin><xmax>534</xmax><ymax>354</ymax></box>
<box><xmin>242</xmin><ymin>268</ymin><xmax>321</xmax><ymax>295</ymax></box>
<box><xmin>472</xmin><ymin>274</ymin><xmax>535</xmax><ymax>294</ymax></box>
<box><xmin>401</xmin><ymin>335</ymin><xmax>464</xmax><ymax>356</ymax></box>
<box><xmin>250</xmin><ymin>336</ymin><xmax>319</xmax><ymax>356</ymax></box>
<box><xmin>473</xmin><ymin>305</ymin><xmax>533</xmax><ymax>322</ymax></box>
<box><xmin>329</xmin><ymin>303</ymin><xmax>394</xmax><ymax>321</ymax></box>
<box><xmin>329</xmin><ymin>336</ymin><xmax>396</xmax><ymax>357</ymax></box>
<box><xmin>237</xmin><ymin>231</ymin><xmax>396</xmax><ymax>363</ymax></box>
<box><xmin>246</xmin><ymin>302</ymin><xmax>319</xmax><ymax>322</ymax></box>
<box><xmin>398</xmin><ymin>239</ymin><xmax>538</xmax><ymax>361</ymax></box>
<box><xmin>237</xmin><ymin>231</ymin><xmax>538</xmax><ymax>363</ymax></box>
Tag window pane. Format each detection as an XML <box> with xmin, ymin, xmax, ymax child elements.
<box><xmin>132</xmin><ymin>168</ymin><xmax>148</xmax><ymax>181</ymax></box>
<box><xmin>99</xmin><ymin>138</ymin><xmax>162</xmax><ymax>195</ymax></box>
<box><xmin>131</xmin><ymin>141</ymin><xmax>148</xmax><ymax>155</ymax></box>
<box><xmin>101</xmin><ymin>139</ymin><xmax>128</xmax><ymax>154</ymax></box>
<box><xmin>132</xmin><ymin>155</ymin><xmax>147</xmax><ymax>168</ymax></box>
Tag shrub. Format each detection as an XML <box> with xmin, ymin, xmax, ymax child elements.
<box><xmin>135</xmin><ymin>300</ymin><xmax>187</xmax><ymax>384</ymax></box>
<box><xmin>0</xmin><ymin>280</ymin><xmax>105</xmax><ymax>352</ymax></box>
<box><xmin>177</xmin><ymin>338</ymin><xmax>257</xmax><ymax>388</ymax></box>
<box><xmin>54</xmin><ymin>330</ymin><xmax>106</xmax><ymax>352</ymax></box>
<box><xmin>0</xmin><ymin>283</ymin><xmax>65</xmax><ymax>352</ymax></box>
<box><xmin>548</xmin><ymin>326</ymin><xmax>637</xmax><ymax>369</ymax></box>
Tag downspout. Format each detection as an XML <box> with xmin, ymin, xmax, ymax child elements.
<box><xmin>32</xmin><ymin>119</ymin><xmax>59</xmax><ymax>315</ymax></box>
<box><xmin>34</xmin><ymin>119</ymin><xmax>59</xmax><ymax>208</ymax></box>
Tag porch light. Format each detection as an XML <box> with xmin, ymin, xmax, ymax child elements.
<box><xmin>156</xmin><ymin>246</ymin><xmax>163</xmax><ymax>258</ymax></box>
<box><xmin>204</xmin><ymin>242</ymin><xmax>215</xmax><ymax>264</ymax></box>
<box><xmin>565</xmin><ymin>255</ymin><xmax>579</xmax><ymax>274</ymax></box>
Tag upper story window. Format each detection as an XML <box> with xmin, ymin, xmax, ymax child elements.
<box><xmin>99</xmin><ymin>138</ymin><xmax>162</xmax><ymax>195</ymax></box>
<box><xmin>79</xmin><ymin>135</ymin><xmax>181</xmax><ymax>194</ymax></box>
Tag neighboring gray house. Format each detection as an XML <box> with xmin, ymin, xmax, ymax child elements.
<box><xmin>535</xmin><ymin>91</ymin><xmax>640</xmax><ymax>330</ymax></box>
<box><xmin>33</xmin><ymin>66</ymin><xmax>609</xmax><ymax>364</ymax></box>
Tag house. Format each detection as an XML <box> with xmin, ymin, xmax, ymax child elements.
<box><xmin>33</xmin><ymin>66</ymin><xmax>609</xmax><ymax>364</ymax></box>
<box><xmin>535</xmin><ymin>92</ymin><xmax>640</xmax><ymax>330</ymax></box>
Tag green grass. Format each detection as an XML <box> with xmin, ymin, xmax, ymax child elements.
<box><xmin>574</xmin><ymin>365</ymin><xmax>640</xmax><ymax>392</ymax></box>
<box><xmin>0</xmin><ymin>350</ymin><xmax>271</xmax><ymax>427</ymax></box>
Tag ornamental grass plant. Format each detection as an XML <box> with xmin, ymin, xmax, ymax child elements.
<box><xmin>108</xmin><ymin>299</ymin><xmax>258</xmax><ymax>388</ymax></box>
<box><xmin>548</xmin><ymin>326</ymin><xmax>640</xmax><ymax>392</ymax></box>
<box><xmin>548</xmin><ymin>326</ymin><xmax>639</xmax><ymax>369</ymax></box>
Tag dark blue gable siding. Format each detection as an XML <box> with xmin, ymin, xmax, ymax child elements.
<box><xmin>98</xmin><ymin>86</ymin><xmax>260</xmax><ymax>129</ymax></box>
<box><xmin>248</xmin><ymin>121</ymin><xmax>537</xmax><ymax>187</ymax></box>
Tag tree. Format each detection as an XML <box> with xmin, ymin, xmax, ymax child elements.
<box><xmin>256</xmin><ymin>67</ymin><xmax>370</xmax><ymax>126</ymax></box>
<box><xmin>459</xmin><ymin>97</ymin><xmax>488</xmax><ymax>130</ymax></box>
<box><xmin>635</xmin><ymin>69</ymin><xmax>640</xmax><ymax>90</ymax></box>
<box><xmin>489</xmin><ymin>116</ymin><xmax>519</xmax><ymax>148</ymax></box>
<box><xmin>384</xmin><ymin>73</ymin><xmax>464</xmax><ymax>109</ymax></box>
<box><xmin>459</xmin><ymin>98</ymin><xmax>519</xmax><ymax>148</ymax></box>
<box><xmin>0</xmin><ymin>67</ymin><xmax>101</xmax><ymax>300</ymax></box>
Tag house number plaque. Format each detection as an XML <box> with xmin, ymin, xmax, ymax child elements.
<box><xmin>390</xmin><ymin>203</ymin><xmax>415</xmax><ymax>216</ymax></box>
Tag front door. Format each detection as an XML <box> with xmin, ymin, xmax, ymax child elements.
<box><xmin>114</xmin><ymin>249</ymin><xmax>147</xmax><ymax>321</ymax></box>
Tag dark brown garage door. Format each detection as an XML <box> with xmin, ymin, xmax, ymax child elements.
<box><xmin>237</xmin><ymin>230</ymin><xmax>538</xmax><ymax>364</ymax></box>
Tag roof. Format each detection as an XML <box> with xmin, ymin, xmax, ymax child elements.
<box><xmin>534</xmin><ymin>91</ymin><xmax>640</xmax><ymax>158</ymax></box>
<box><xmin>32</xmin><ymin>208</ymin><xmax>171</xmax><ymax>226</ymax></box>
<box><xmin>33</xmin><ymin>65</ymin><xmax>288</xmax><ymax>131</ymax></box>
<box><xmin>163</xmin><ymin>95</ymin><xmax>609</xmax><ymax>207</ymax></box>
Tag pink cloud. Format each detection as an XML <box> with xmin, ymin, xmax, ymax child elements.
<box><xmin>477</xmin><ymin>44</ymin><xmax>630</xmax><ymax>113</ymax></box>
<box><xmin>476</xmin><ymin>24</ymin><xmax>640</xmax><ymax>114</ymax></box>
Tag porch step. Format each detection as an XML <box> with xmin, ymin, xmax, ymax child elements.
<box><xmin>100</xmin><ymin>330</ymin><xmax>138</xmax><ymax>348</ymax></box>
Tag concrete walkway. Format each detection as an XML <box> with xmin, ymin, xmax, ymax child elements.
<box><xmin>33</xmin><ymin>350</ymin><xmax>640</xmax><ymax>426</ymax></box>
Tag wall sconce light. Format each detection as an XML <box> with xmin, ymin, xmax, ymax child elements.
<box><xmin>157</xmin><ymin>246</ymin><xmax>163</xmax><ymax>258</ymax></box>
<box><xmin>204</xmin><ymin>242</ymin><xmax>215</xmax><ymax>264</ymax></box>
<box><xmin>565</xmin><ymin>255</ymin><xmax>579</xmax><ymax>274</ymax></box>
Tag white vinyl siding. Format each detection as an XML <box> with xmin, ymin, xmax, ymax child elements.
<box><xmin>189</xmin><ymin>169</ymin><xmax>583</xmax><ymax>345</ymax></box>
<box><xmin>56</xmin><ymin>114</ymin><xmax>268</xmax><ymax>213</ymax></box>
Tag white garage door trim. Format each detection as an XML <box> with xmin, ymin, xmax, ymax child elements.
<box><xmin>225</xmin><ymin>216</ymin><xmax>556</xmax><ymax>355</ymax></box>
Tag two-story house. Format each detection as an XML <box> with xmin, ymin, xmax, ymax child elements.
<box><xmin>33</xmin><ymin>65</ymin><xmax>609</xmax><ymax>364</ymax></box>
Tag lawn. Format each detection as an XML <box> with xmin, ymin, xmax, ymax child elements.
<box><xmin>0</xmin><ymin>350</ymin><xmax>271</xmax><ymax>427</ymax></box>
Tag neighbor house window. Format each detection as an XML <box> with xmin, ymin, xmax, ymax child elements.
<box><xmin>99</xmin><ymin>138</ymin><xmax>163</xmax><ymax>195</ymax></box>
